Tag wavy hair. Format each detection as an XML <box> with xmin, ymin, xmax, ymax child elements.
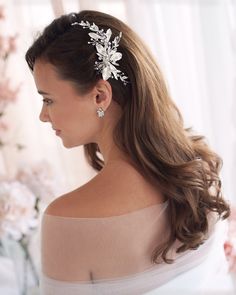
<box><xmin>25</xmin><ymin>10</ymin><xmax>231</xmax><ymax>264</ymax></box>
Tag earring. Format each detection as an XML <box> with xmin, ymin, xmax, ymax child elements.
<box><xmin>96</xmin><ymin>107</ymin><xmax>105</xmax><ymax>118</ymax></box>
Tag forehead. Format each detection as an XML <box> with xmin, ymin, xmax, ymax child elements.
<box><xmin>33</xmin><ymin>60</ymin><xmax>59</xmax><ymax>90</ymax></box>
<box><xmin>33</xmin><ymin>60</ymin><xmax>79</xmax><ymax>97</ymax></box>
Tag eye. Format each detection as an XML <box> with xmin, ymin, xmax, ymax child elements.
<box><xmin>42</xmin><ymin>98</ymin><xmax>53</xmax><ymax>105</ymax></box>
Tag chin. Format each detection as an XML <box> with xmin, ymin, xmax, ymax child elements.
<box><xmin>62</xmin><ymin>140</ymin><xmax>82</xmax><ymax>149</ymax></box>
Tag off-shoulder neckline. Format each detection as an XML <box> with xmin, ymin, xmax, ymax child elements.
<box><xmin>43</xmin><ymin>199</ymin><xmax>169</xmax><ymax>221</ymax></box>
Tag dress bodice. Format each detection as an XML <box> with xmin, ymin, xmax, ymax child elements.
<box><xmin>39</xmin><ymin>200</ymin><xmax>228</xmax><ymax>294</ymax></box>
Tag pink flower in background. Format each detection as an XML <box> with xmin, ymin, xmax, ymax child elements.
<box><xmin>0</xmin><ymin>35</ymin><xmax>9</xmax><ymax>57</ymax></box>
<box><xmin>7</xmin><ymin>34</ymin><xmax>18</xmax><ymax>53</ymax></box>
<box><xmin>0</xmin><ymin>3</ymin><xmax>21</xmax><ymax>152</ymax></box>
<box><xmin>0</xmin><ymin>5</ymin><xmax>5</xmax><ymax>20</ymax></box>
<box><xmin>224</xmin><ymin>205</ymin><xmax>236</xmax><ymax>273</ymax></box>
<box><xmin>0</xmin><ymin>78</ymin><xmax>21</xmax><ymax>111</ymax></box>
<box><xmin>0</xmin><ymin>180</ymin><xmax>38</xmax><ymax>241</ymax></box>
<box><xmin>0</xmin><ymin>121</ymin><xmax>8</xmax><ymax>133</ymax></box>
<box><xmin>0</xmin><ymin>4</ymin><xmax>40</xmax><ymax>290</ymax></box>
<box><xmin>0</xmin><ymin>33</ymin><xmax>19</xmax><ymax>57</ymax></box>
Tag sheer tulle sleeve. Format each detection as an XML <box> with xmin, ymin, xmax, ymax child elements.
<box><xmin>39</xmin><ymin>200</ymin><xmax>229</xmax><ymax>295</ymax></box>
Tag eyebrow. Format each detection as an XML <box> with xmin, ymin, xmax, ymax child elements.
<box><xmin>37</xmin><ymin>90</ymin><xmax>51</xmax><ymax>95</ymax></box>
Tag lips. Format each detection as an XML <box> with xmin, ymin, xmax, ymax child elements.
<box><xmin>52</xmin><ymin>127</ymin><xmax>61</xmax><ymax>135</ymax></box>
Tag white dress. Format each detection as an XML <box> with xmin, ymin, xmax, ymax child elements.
<box><xmin>39</xmin><ymin>200</ymin><xmax>230</xmax><ymax>295</ymax></box>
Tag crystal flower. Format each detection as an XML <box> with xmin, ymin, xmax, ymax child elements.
<box><xmin>71</xmin><ymin>20</ymin><xmax>129</xmax><ymax>85</ymax></box>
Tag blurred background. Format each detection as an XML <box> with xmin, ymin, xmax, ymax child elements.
<box><xmin>0</xmin><ymin>0</ymin><xmax>235</xmax><ymax>294</ymax></box>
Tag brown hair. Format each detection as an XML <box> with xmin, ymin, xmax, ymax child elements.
<box><xmin>25</xmin><ymin>10</ymin><xmax>231</xmax><ymax>264</ymax></box>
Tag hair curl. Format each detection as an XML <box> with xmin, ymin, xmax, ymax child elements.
<box><xmin>25</xmin><ymin>10</ymin><xmax>231</xmax><ymax>264</ymax></box>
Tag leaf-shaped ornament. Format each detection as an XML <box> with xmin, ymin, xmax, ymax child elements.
<box><xmin>108</xmin><ymin>48</ymin><xmax>117</xmax><ymax>56</ymax></box>
<box><xmin>110</xmin><ymin>52</ymin><xmax>122</xmax><ymax>63</ymax></box>
<box><xmin>79</xmin><ymin>20</ymin><xmax>86</xmax><ymax>26</ymax></box>
<box><xmin>109</xmin><ymin>63</ymin><xmax>121</xmax><ymax>73</ymax></box>
<box><xmin>102</xmin><ymin>66</ymin><xmax>112</xmax><ymax>80</ymax></box>
<box><xmin>105</xmin><ymin>29</ymin><xmax>112</xmax><ymax>43</ymax></box>
<box><xmin>89</xmin><ymin>32</ymin><xmax>101</xmax><ymax>40</ymax></box>
<box><xmin>96</xmin><ymin>43</ymin><xmax>107</xmax><ymax>56</ymax></box>
<box><xmin>90</xmin><ymin>23</ymin><xmax>99</xmax><ymax>31</ymax></box>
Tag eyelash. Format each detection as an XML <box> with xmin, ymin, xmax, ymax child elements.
<box><xmin>42</xmin><ymin>98</ymin><xmax>53</xmax><ymax>105</ymax></box>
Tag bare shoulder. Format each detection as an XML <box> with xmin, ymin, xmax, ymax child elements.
<box><xmin>44</xmin><ymin>191</ymin><xmax>77</xmax><ymax>217</ymax></box>
<box><xmin>44</xmin><ymin>161</ymin><xmax>166</xmax><ymax>218</ymax></box>
<box><xmin>43</xmin><ymin>170</ymin><xmax>102</xmax><ymax>217</ymax></box>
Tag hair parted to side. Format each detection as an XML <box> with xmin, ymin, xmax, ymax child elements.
<box><xmin>25</xmin><ymin>10</ymin><xmax>231</xmax><ymax>264</ymax></box>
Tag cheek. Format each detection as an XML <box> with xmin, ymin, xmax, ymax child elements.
<box><xmin>64</xmin><ymin>106</ymin><xmax>89</xmax><ymax>130</ymax></box>
<box><xmin>70</xmin><ymin>101</ymin><xmax>93</xmax><ymax>124</ymax></box>
<box><xmin>57</xmin><ymin>100</ymin><xmax>97</xmax><ymax>132</ymax></box>
<box><xmin>53</xmin><ymin>104</ymin><xmax>76</xmax><ymax>120</ymax></box>
<box><xmin>71</xmin><ymin>107</ymin><xmax>101</xmax><ymax>136</ymax></box>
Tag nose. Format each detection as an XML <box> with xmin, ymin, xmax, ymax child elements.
<box><xmin>39</xmin><ymin>105</ymin><xmax>50</xmax><ymax>122</ymax></box>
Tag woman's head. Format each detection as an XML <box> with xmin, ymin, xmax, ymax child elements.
<box><xmin>27</xmin><ymin>10</ymin><xmax>135</xmax><ymax>153</ymax></box>
<box><xmin>33</xmin><ymin>59</ymin><xmax>119</xmax><ymax>150</ymax></box>
<box><xmin>25</xmin><ymin>10</ymin><xmax>230</xmax><ymax>264</ymax></box>
<box><xmin>25</xmin><ymin>10</ymin><xmax>181</xmax><ymax>161</ymax></box>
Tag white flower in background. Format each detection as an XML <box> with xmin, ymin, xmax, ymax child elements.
<box><xmin>0</xmin><ymin>180</ymin><xmax>38</xmax><ymax>240</ymax></box>
<box><xmin>15</xmin><ymin>160</ymin><xmax>63</xmax><ymax>204</ymax></box>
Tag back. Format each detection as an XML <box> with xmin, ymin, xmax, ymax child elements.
<box><xmin>41</xmin><ymin>200</ymin><xmax>169</xmax><ymax>282</ymax></box>
<box><xmin>39</xmin><ymin>199</ymin><xmax>228</xmax><ymax>294</ymax></box>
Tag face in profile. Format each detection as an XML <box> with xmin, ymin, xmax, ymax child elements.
<box><xmin>33</xmin><ymin>60</ymin><xmax>103</xmax><ymax>148</ymax></box>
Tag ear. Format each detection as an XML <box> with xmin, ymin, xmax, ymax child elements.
<box><xmin>93</xmin><ymin>79</ymin><xmax>112</xmax><ymax>110</ymax></box>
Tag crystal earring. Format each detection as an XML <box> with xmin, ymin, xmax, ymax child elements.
<box><xmin>96</xmin><ymin>107</ymin><xmax>105</xmax><ymax>118</ymax></box>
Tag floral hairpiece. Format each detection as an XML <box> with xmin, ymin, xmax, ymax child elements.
<box><xmin>71</xmin><ymin>19</ymin><xmax>129</xmax><ymax>86</ymax></box>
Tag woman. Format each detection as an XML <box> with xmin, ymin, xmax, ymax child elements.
<box><xmin>25</xmin><ymin>10</ymin><xmax>231</xmax><ymax>295</ymax></box>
